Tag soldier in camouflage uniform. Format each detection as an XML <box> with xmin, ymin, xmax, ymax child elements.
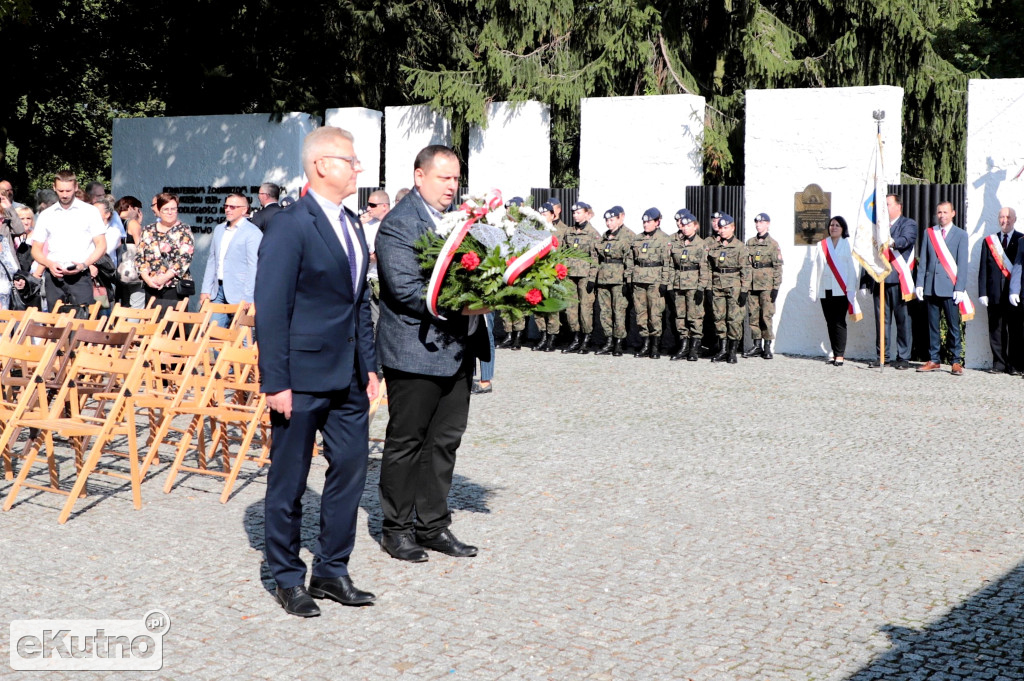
<box><xmin>496</xmin><ymin>195</ymin><xmax>528</xmax><ymax>351</ymax></box>
<box><xmin>532</xmin><ymin>202</ymin><xmax>569</xmax><ymax>351</ymax></box>
<box><xmin>562</xmin><ymin>201</ymin><xmax>600</xmax><ymax>354</ymax></box>
<box><xmin>743</xmin><ymin>212</ymin><xmax>783</xmax><ymax>359</ymax></box>
<box><xmin>628</xmin><ymin>207</ymin><xmax>673</xmax><ymax>358</ymax></box>
<box><xmin>708</xmin><ymin>213</ymin><xmax>751</xmax><ymax>364</ymax></box>
<box><xmin>594</xmin><ymin>205</ymin><xmax>634</xmax><ymax>357</ymax></box>
<box><xmin>668</xmin><ymin>209</ymin><xmax>710</xmax><ymax>361</ymax></box>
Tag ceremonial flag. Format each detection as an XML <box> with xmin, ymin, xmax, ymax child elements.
<box><xmin>852</xmin><ymin>133</ymin><xmax>892</xmax><ymax>282</ymax></box>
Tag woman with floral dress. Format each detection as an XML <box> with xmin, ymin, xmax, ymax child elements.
<box><xmin>136</xmin><ymin>192</ymin><xmax>195</xmax><ymax>310</ymax></box>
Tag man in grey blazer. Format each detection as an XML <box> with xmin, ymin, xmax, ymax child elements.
<box><xmin>916</xmin><ymin>201</ymin><xmax>968</xmax><ymax>375</ymax></box>
<box><xmin>200</xmin><ymin>193</ymin><xmax>262</xmax><ymax>327</ymax></box>
<box><xmin>375</xmin><ymin>145</ymin><xmax>490</xmax><ymax>562</ymax></box>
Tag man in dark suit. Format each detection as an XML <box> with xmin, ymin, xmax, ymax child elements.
<box><xmin>375</xmin><ymin>145</ymin><xmax>490</xmax><ymax>563</ymax></box>
<box><xmin>980</xmin><ymin>207</ymin><xmax>1021</xmax><ymax>374</ymax></box>
<box><xmin>255</xmin><ymin>127</ymin><xmax>378</xmax><ymax>617</ymax></box>
<box><xmin>866</xmin><ymin>194</ymin><xmax>917</xmax><ymax>369</ymax></box>
<box><xmin>916</xmin><ymin>201</ymin><xmax>969</xmax><ymax>375</ymax></box>
<box><xmin>250</xmin><ymin>182</ymin><xmax>283</xmax><ymax>232</ymax></box>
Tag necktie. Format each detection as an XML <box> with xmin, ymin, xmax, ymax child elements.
<box><xmin>942</xmin><ymin>227</ymin><xmax>947</xmax><ymax>240</ymax></box>
<box><xmin>339</xmin><ymin>210</ymin><xmax>359</xmax><ymax>291</ymax></box>
<box><xmin>1003</xmin><ymin>234</ymin><xmax>1008</xmax><ymax>249</ymax></box>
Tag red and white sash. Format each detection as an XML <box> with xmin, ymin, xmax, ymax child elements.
<box><xmin>926</xmin><ymin>227</ymin><xmax>975</xmax><ymax>321</ymax></box>
<box><xmin>821</xmin><ymin>238</ymin><xmax>862</xmax><ymax>321</ymax></box>
<box><xmin>984</xmin><ymin>233</ymin><xmax>1013</xmax><ymax>279</ymax></box>
<box><xmin>884</xmin><ymin>247</ymin><xmax>916</xmax><ymax>300</ymax></box>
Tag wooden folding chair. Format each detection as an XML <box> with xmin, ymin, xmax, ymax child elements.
<box><xmin>159</xmin><ymin>344</ymin><xmax>268</xmax><ymax>503</ymax></box>
<box><xmin>0</xmin><ymin>307</ymin><xmax>36</xmax><ymax>340</ymax></box>
<box><xmin>0</xmin><ymin>336</ymin><xmax>65</xmax><ymax>479</ymax></box>
<box><xmin>198</xmin><ymin>300</ymin><xmax>242</xmax><ymax>328</ymax></box>
<box><xmin>2</xmin><ymin>345</ymin><xmax>148</xmax><ymax>523</ymax></box>
<box><xmin>154</xmin><ymin>307</ymin><xmax>212</xmax><ymax>342</ymax></box>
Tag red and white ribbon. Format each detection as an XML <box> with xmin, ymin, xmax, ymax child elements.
<box><xmin>927</xmin><ymin>227</ymin><xmax>975</xmax><ymax>321</ymax></box>
<box><xmin>821</xmin><ymin>238</ymin><xmax>862</xmax><ymax>321</ymax></box>
<box><xmin>985</xmin><ymin>233</ymin><xmax>1013</xmax><ymax>279</ymax></box>
<box><xmin>884</xmin><ymin>247</ymin><xmax>916</xmax><ymax>300</ymax></box>
<box><xmin>425</xmin><ymin>189</ymin><xmax>504</xmax><ymax>319</ymax></box>
<box><xmin>504</xmin><ymin>236</ymin><xmax>556</xmax><ymax>285</ymax></box>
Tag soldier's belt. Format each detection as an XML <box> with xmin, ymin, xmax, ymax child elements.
<box><xmin>601</xmin><ymin>258</ymin><xmax>624</xmax><ymax>264</ymax></box>
<box><xmin>634</xmin><ymin>260</ymin><xmax>664</xmax><ymax>267</ymax></box>
<box><xmin>675</xmin><ymin>265</ymin><xmax>701</xmax><ymax>271</ymax></box>
<box><xmin>713</xmin><ymin>267</ymin><xmax>742</xmax><ymax>273</ymax></box>
<box><xmin>750</xmin><ymin>262</ymin><xmax>774</xmax><ymax>269</ymax></box>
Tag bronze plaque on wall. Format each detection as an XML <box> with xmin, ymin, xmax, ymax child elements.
<box><xmin>794</xmin><ymin>184</ymin><xmax>831</xmax><ymax>245</ymax></box>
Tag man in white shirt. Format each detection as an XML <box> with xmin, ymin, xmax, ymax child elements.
<box><xmin>199</xmin><ymin>194</ymin><xmax>262</xmax><ymax>328</ymax></box>
<box><xmin>30</xmin><ymin>170</ymin><xmax>107</xmax><ymax>310</ymax></box>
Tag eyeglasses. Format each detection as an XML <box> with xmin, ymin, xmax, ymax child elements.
<box><xmin>224</xmin><ymin>204</ymin><xmax>247</xmax><ymax>210</ymax></box>
<box><xmin>366</xmin><ymin>202</ymin><xmax>388</xmax><ymax>208</ymax></box>
<box><xmin>321</xmin><ymin>155</ymin><xmax>362</xmax><ymax>170</ymax></box>
<box><xmin>159</xmin><ymin>207</ymin><xmax>178</xmax><ymax>215</ymax></box>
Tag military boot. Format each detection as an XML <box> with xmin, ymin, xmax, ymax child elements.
<box><xmin>727</xmin><ymin>339</ymin><xmax>739</xmax><ymax>364</ymax></box>
<box><xmin>541</xmin><ymin>334</ymin><xmax>557</xmax><ymax>352</ymax></box>
<box><xmin>763</xmin><ymin>340</ymin><xmax>774</xmax><ymax>359</ymax></box>
<box><xmin>742</xmin><ymin>339</ymin><xmax>763</xmax><ymax>358</ymax></box>
<box><xmin>532</xmin><ymin>331</ymin><xmax>547</xmax><ymax>351</ymax></box>
<box><xmin>649</xmin><ymin>339</ymin><xmax>661</xmax><ymax>359</ymax></box>
<box><xmin>611</xmin><ymin>338</ymin><xmax>624</xmax><ymax>357</ymax></box>
<box><xmin>671</xmin><ymin>338</ymin><xmax>690</xmax><ymax>361</ymax></box>
<box><xmin>687</xmin><ymin>336</ymin><xmax>701</xmax><ymax>361</ymax></box>
<box><xmin>510</xmin><ymin>331</ymin><xmax>523</xmax><ymax>351</ymax></box>
<box><xmin>563</xmin><ymin>333</ymin><xmax>582</xmax><ymax>354</ymax></box>
<box><xmin>633</xmin><ymin>338</ymin><xmax>650</xmax><ymax>358</ymax></box>
<box><xmin>712</xmin><ymin>337</ymin><xmax>729</xmax><ymax>363</ymax></box>
<box><xmin>577</xmin><ymin>333</ymin><xmax>592</xmax><ymax>355</ymax></box>
<box><xmin>594</xmin><ymin>337</ymin><xmax>613</xmax><ymax>355</ymax></box>
<box><xmin>496</xmin><ymin>333</ymin><xmax>513</xmax><ymax>349</ymax></box>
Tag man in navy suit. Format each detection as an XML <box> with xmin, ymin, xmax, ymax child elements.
<box><xmin>250</xmin><ymin>183</ymin><xmax>283</xmax><ymax>232</ymax></box>
<box><xmin>916</xmin><ymin>201</ymin><xmax>969</xmax><ymax>375</ymax></box>
<box><xmin>865</xmin><ymin>194</ymin><xmax>917</xmax><ymax>369</ymax></box>
<box><xmin>199</xmin><ymin>193</ymin><xmax>262</xmax><ymax>328</ymax></box>
<box><xmin>375</xmin><ymin>145</ymin><xmax>490</xmax><ymax>563</ymax></box>
<box><xmin>981</xmin><ymin>207</ymin><xmax>1021</xmax><ymax>374</ymax></box>
<box><xmin>255</xmin><ymin>126</ymin><xmax>379</xmax><ymax>617</ymax></box>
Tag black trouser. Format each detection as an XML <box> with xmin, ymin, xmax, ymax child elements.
<box><xmin>820</xmin><ymin>291</ymin><xmax>849</xmax><ymax>357</ymax></box>
<box><xmin>379</xmin><ymin>362</ymin><xmax>472</xmax><ymax>539</ymax></box>
<box><xmin>145</xmin><ymin>285</ymin><xmax>187</xmax><ymax>312</ymax></box>
<box><xmin>44</xmin><ymin>270</ymin><xmax>94</xmax><ymax>310</ymax></box>
<box><xmin>987</xmin><ymin>300</ymin><xmax>1023</xmax><ymax>371</ymax></box>
<box><xmin>871</xmin><ymin>283</ymin><xmax>911</xmax><ymax>361</ymax></box>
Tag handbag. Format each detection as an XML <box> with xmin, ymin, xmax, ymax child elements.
<box><xmin>175</xmin><ymin>278</ymin><xmax>196</xmax><ymax>297</ymax></box>
<box><xmin>0</xmin><ymin>257</ymin><xmax>27</xmax><ymax>311</ymax></box>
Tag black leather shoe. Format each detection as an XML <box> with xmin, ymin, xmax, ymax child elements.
<box><xmin>510</xmin><ymin>331</ymin><xmax>522</xmax><ymax>351</ymax></box>
<box><xmin>531</xmin><ymin>331</ymin><xmax>547</xmax><ymax>351</ymax></box>
<box><xmin>633</xmin><ymin>338</ymin><xmax>650</xmax><ymax>358</ymax></box>
<box><xmin>381</xmin><ymin>533</ymin><xmax>429</xmax><ymax>562</ymax></box>
<box><xmin>275</xmin><ymin>585</ymin><xmax>321</xmax><ymax>617</ymax></box>
<box><xmin>563</xmin><ymin>332</ymin><xmax>582</xmax><ymax>354</ymax></box>
<box><xmin>594</xmin><ymin>338</ymin><xmax>613</xmax><ymax>355</ymax></box>
<box><xmin>611</xmin><ymin>338</ymin><xmax>623</xmax><ymax>357</ymax></box>
<box><xmin>471</xmin><ymin>382</ymin><xmax>492</xmax><ymax>395</ymax></box>
<box><xmin>576</xmin><ymin>333</ymin><xmax>591</xmax><ymax>355</ymax></box>
<box><xmin>416</xmin><ymin>529</ymin><xmax>478</xmax><ymax>557</ymax></box>
<box><xmin>687</xmin><ymin>338</ymin><xmax>701</xmax><ymax>361</ymax></box>
<box><xmin>1009</xmin><ymin>367</ymin><xmax>1021</xmax><ymax>376</ymax></box>
<box><xmin>308</xmin><ymin>575</ymin><xmax>376</xmax><ymax>606</ymax></box>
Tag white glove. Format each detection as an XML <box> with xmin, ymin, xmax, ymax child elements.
<box><xmin>978</xmin><ymin>296</ymin><xmax>989</xmax><ymax>307</ymax></box>
<box><xmin>952</xmin><ymin>291</ymin><xmax>965</xmax><ymax>305</ymax></box>
<box><xmin>915</xmin><ymin>287</ymin><xmax>924</xmax><ymax>301</ymax></box>
<box><xmin>1011</xmin><ymin>294</ymin><xmax>1020</xmax><ymax>307</ymax></box>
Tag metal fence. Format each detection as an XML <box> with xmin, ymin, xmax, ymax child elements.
<box><xmin>685</xmin><ymin>186</ymin><xmax>746</xmax><ymax>240</ymax></box>
<box><xmin>887</xmin><ymin>183</ymin><xmax>966</xmax><ymax>255</ymax></box>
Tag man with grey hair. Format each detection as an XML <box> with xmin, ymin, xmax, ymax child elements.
<box><xmin>255</xmin><ymin>126</ymin><xmax>378</xmax><ymax>616</ymax></box>
<box><xmin>251</xmin><ymin>182</ymin><xmax>283</xmax><ymax>232</ymax></box>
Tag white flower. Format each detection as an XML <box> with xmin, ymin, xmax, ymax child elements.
<box><xmin>436</xmin><ymin>210</ymin><xmax>469</xmax><ymax>238</ymax></box>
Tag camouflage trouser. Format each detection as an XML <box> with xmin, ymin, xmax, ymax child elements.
<box><xmin>534</xmin><ymin>311</ymin><xmax>561</xmax><ymax>334</ymax></box>
<box><xmin>565</xmin><ymin>277</ymin><xmax>594</xmax><ymax>333</ymax></box>
<box><xmin>502</xmin><ymin>314</ymin><xmax>525</xmax><ymax>333</ymax></box>
<box><xmin>747</xmin><ymin>290</ymin><xmax>775</xmax><ymax>340</ymax></box>
<box><xmin>712</xmin><ymin>288</ymin><xmax>744</xmax><ymax>340</ymax></box>
<box><xmin>597</xmin><ymin>284</ymin><xmax>628</xmax><ymax>339</ymax></box>
<box><xmin>673</xmin><ymin>289</ymin><xmax>705</xmax><ymax>339</ymax></box>
<box><xmin>631</xmin><ymin>283</ymin><xmax>665</xmax><ymax>337</ymax></box>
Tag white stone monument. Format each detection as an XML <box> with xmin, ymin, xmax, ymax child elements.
<box><xmin>384</xmin><ymin>105</ymin><xmax>451</xmax><ymax>199</ymax></box>
<box><xmin>468</xmin><ymin>101</ymin><xmax>550</xmax><ymax>200</ymax></box>
<box><xmin>745</xmin><ymin>86</ymin><xmax>904</xmax><ymax>360</ymax></box>
<box><xmin>579</xmin><ymin>94</ymin><xmax>705</xmax><ymax>234</ymax></box>
<box><xmin>965</xmin><ymin>78</ymin><xmax>1024</xmax><ymax>369</ymax></box>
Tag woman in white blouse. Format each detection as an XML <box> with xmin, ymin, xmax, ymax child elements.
<box><xmin>809</xmin><ymin>216</ymin><xmax>859</xmax><ymax>366</ymax></box>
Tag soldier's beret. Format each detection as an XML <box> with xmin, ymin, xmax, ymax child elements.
<box><xmin>642</xmin><ymin>207</ymin><xmax>662</xmax><ymax>222</ymax></box>
<box><xmin>546</xmin><ymin>196</ymin><xmax>561</xmax><ymax>205</ymax></box>
<box><xmin>506</xmin><ymin>196</ymin><xmax>525</xmax><ymax>208</ymax></box>
<box><xmin>754</xmin><ymin>212</ymin><xmax>771</xmax><ymax>222</ymax></box>
<box><xmin>604</xmin><ymin>206</ymin><xmax>624</xmax><ymax>219</ymax></box>
<box><xmin>572</xmin><ymin>201</ymin><xmax>592</xmax><ymax>212</ymax></box>
<box><xmin>718</xmin><ymin>213</ymin><xmax>735</xmax><ymax>227</ymax></box>
<box><xmin>539</xmin><ymin>202</ymin><xmax>555</xmax><ymax>214</ymax></box>
<box><xmin>674</xmin><ymin>209</ymin><xmax>695</xmax><ymax>224</ymax></box>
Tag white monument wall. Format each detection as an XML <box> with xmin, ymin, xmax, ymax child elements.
<box><xmin>325</xmin><ymin>107</ymin><xmax>383</xmax><ymax>191</ymax></box>
<box><xmin>745</xmin><ymin>86</ymin><xmax>904</xmax><ymax>359</ymax></box>
<box><xmin>384</xmin><ymin>105</ymin><xmax>451</xmax><ymax>199</ymax></box>
<box><xmin>111</xmin><ymin>112</ymin><xmax>317</xmax><ymax>307</ymax></box>
<box><xmin>579</xmin><ymin>94</ymin><xmax>705</xmax><ymax>233</ymax></box>
<box><xmin>468</xmin><ymin>101</ymin><xmax>550</xmax><ymax>200</ymax></box>
<box><xmin>965</xmin><ymin>78</ymin><xmax>1024</xmax><ymax>369</ymax></box>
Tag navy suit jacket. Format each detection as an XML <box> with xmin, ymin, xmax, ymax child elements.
<box><xmin>917</xmin><ymin>224</ymin><xmax>968</xmax><ymax>298</ymax></box>
<box><xmin>886</xmin><ymin>215</ymin><xmax>918</xmax><ymax>286</ymax></box>
<box><xmin>254</xmin><ymin>192</ymin><xmax>375</xmax><ymax>394</ymax></box>
<box><xmin>375</xmin><ymin>189</ymin><xmax>490</xmax><ymax>377</ymax></box>
<box><xmin>250</xmin><ymin>203</ymin><xmax>282</xmax><ymax>232</ymax></box>
<box><xmin>981</xmin><ymin>231</ymin><xmax>1022</xmax><ymax>303</ymax></box>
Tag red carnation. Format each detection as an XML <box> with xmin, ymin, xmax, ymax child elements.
<box><xmin>525</xmin><ymin>288</ymin><xmax>543</xmax><ymax>305</ymax></box>
<box><xmin>461</xmin><ymin>251</ymin><xmax>481</xmax><ymax>271</ymax></box>
<box><xmin>506</xmin><ymin>257</ymin><xmax>515</xmax><ymax>266</ymax></box>
<box><xmin>551</xmin><ymin>236</ymin><xmax>559</xmax><ymax>248</ymax></box>
<box><xmin>554</xmin><ymin>263</ymin><xmax>568</xmax><ymax>280</ymax></box>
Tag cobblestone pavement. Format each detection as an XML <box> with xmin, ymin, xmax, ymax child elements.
<box><xmin>3</xmin><ymin>349</ymin><xmax>1024</xmax><ymax>680</ymax></box>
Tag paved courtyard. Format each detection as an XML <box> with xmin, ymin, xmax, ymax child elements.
<box><xmin>2</xmin><ymin>349</ymin><xmax>1023</xmax><ymax>680</ymax></box>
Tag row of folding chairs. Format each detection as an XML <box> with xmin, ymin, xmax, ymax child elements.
<box><xmin>0</xmin><ymin>301</ymin><xmax>270</xmax><ymax>523</ymax></box>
